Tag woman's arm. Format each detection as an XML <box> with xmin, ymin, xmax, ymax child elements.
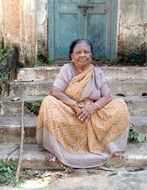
<box><xmin>51</xmin><ymin>86</ymin><xmax>80</xmax><ymax>112</ymax></box>
<box><xmin>77</xmin><ymin>94</ymin><xmax>112</xmax><ymax>121</ymax></box>
<box><xmin>93</xmin><ymin>94</ymin><xmax>112</xmax><ymax>110</ymax></box>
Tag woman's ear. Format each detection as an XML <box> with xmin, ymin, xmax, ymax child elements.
<box><xmin>71</xmin><ymin>54</ymin><xmax>74</xmax><ymax>62</ymax></box>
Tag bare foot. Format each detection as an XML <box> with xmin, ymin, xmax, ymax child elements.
<box><xmin>46</xmin><ymin>152</ymin><xmax>56</xmax><ymax>162</ymax></box>
<box><xmin>112</xmin><ymin>152</ymin><xmax>124</xmax><ymax>159</ymax></box>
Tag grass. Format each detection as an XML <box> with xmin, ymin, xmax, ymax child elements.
<box><xmin>0</xmin><ymin>158</ymin><xmax>21</xmax><ymax>186</ymax></box>
<box><xmin>128</xmin><ymin>129</ymin><xmax>146</xmax><ymax>143</ymax></box>
<box><xmin>25</xmin><ymin>99</ymin><xmax>43</xmax><ymax>115</ymax></box>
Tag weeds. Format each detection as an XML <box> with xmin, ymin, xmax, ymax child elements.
<box><xmin>25</xmin><ymin>99</ymin><xmax>43</xmax><ymax>115</ymax></box>
<box><xmin>95</xmin><ymin>47</ymin><xmax>145</xmax><ymax>66</ymax></box>
<box><xmin>128</xmin><ymin>129</ymin><xmax>146</xmax><ymax>143</ymax></box>
<box><xmin>37</xmin><ymin>54</ymin><xmax>53</xmax><ymax>65</ymax></box>
<box><xmin>0</xmin><ymin>158</ymin><xmax>21</xmax><ymax>185</ymax></box>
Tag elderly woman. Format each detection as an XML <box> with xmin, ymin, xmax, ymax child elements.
<box><xmin>37</xmin><ymin>39</ymin><xmax>129</xmax><ymax>168</ymax></box>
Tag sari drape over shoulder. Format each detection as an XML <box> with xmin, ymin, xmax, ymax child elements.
<box><xmin>37</xmin><ymin>64</ymin><xmax>129</xmax><ymax>168</ymax></box>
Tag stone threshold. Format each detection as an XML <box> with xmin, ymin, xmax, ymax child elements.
<box><xmin>0</xmin><ymin>143</ymin><xmax>147</xmax><ymax>169</ymax></box>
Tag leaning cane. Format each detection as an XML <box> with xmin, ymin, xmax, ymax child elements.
<box><xmin>15</xmin><ymin>100</ymin><xmax>25</xmax><ymax>182</ymax></box>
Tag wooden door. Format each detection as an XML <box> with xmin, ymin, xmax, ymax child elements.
<box><xmin>48</xmin><ymin>0</ymin><xmax>118</xmax><ymax>60</ymax></box>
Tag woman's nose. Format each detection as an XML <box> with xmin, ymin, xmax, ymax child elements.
<box><xmin>80</xmin><ymin>51</ymin><xmax>85</xmax><ymax>56</ymax></box>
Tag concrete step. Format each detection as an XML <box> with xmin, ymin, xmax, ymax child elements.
<box><xmin>0</xmin><ymin>96</ymin><xmax>44</xmax><ymax>116</ymax></box>
<box><xmin>108</xmin><ymin>79</ymin><xmax>147</xmax><ymax>96</ymax></box>
<box><xmin>123</xmin><ymin>96</ymin><xmax>147</xmax><ymax>116</ymax></box>
<box><xmin>0</xmin><ymin>142</ymin><xmax>147</xmax><ymax>169</ymax></box>
<box><xmin>0</xmin><ymin>115</ymin><xmax>146</xmax><ymax>144</ymax></box>
<box><xmin>0</xmin><ymin>115</ymin><xmax>37</xmax><ymax>144</ymax></box>
<box><xmin>9</xmin><ymin>80</ymin><xmax>53</xmax><ymax>98</ymax></box>
<box><xmin>9</xmin><ymin>79</ymin><xmax>147</xmax><ymax>98</ymax></box>
<box><xmin>1</xmin><ymin>96</ymin><xmax>147</xmax><ymax>116</ymax></box>
<box><xmin>17</xmin><ymin>66</ymin><xmax>147</xmax><ymax>81</ymax></box>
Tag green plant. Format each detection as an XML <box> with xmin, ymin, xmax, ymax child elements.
<box><xmin>0</xmin><ymin>49</ymin><xmax>4</xmax><ymax>63</ymax></box>
<box><xmin>48</xmin><ymin>57</ymin><xmax>53</xmax><ymax>64</ymax></box>
<box><xmin>123</xmin><ymin>49</ymin><xmax>144</xmax><ymax>65</ymax></box>
<box><xmin>37</xmin><ymin>54</ymin><xmax>47</xmax><ymax>65</ymax></box>
<box><xmin>128</xmin><ymin>129</ymin><xmax>145</xmax><ymax>143</ymax></box>
<box><xmin>37</xmin><ymin>54</ymin><xmax>53</xmax><ymax>65</ymax></box>
<box><xmin>0</xmin><ymin>158</ymin><xmax>18</xmax><ymax>185</ymax></box>
<box><xmin>25</xmin><ymin>99</ymin><xmax>43</xmax><ymax>115</ymax></box>
<box><xmin>0</xmin><ymin>74</ymin><xmax>9</xmax><ymax>86</ymax></box>
<box><xmin>0</xmin><ymin>37</ymin><xmax>4</xmax><ymax>50</ymax></box>
<box><xmin>0</xmin><ymin>47</ymin><xmax>9</xmax><ymax>87</ymax></box>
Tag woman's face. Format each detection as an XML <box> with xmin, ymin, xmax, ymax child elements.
<box><xmin>71</xmin><ymin>42</ymin><xmax>92</xmax><ymax>69</ymax></box>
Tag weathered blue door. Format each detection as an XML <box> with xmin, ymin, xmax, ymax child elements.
<box><xmin>48</xmin><ymin>0</ymin><xmax>118</xmax><ymax>60</ymax></box>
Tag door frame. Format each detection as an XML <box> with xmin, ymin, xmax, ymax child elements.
<box><xmin>48</xmin><ymin>0</ymin><xmax>118</xmax><ymax>60</ymax></box>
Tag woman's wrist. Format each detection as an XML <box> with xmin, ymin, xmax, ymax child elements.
<box><xmin>70</xmin><ymin>101</ymin><xmax>78</xmax><ymax>109</ymax></box>
<box><xmin>94</xmin><ymin>102</ymin><xmax>101</xmax><ymax>110</ymax></box>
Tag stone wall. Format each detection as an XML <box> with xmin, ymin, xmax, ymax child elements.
<box><xmin>36</xmin><ymin>0</ymin><xmax>48</xmax><ymax>56</ymax></box>
<box><xmin>0</xmin><ymin>0</ymin><xmax>3</xmax><ymax>37</ymax></box>
<box><xmin>1</xmin><ymin>0</ymin><xmax>36</xmax><ymax>66</ymax></box>
<box><xmin>117</xmin><ymin>0</ymin><xmax>147</xmax><ymax>55</ymax></box>
<box><xmin>0</xmin><ymin>0</ymin><xmax>146</xmax><ymax>65</ymax></box>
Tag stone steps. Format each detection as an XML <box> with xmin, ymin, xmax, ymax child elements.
<box><xmin>108</xmin><ymin>79</ymin><xmax>147</xmax><ymax>96</ymax></box>
<box><xmin>0</xmin><ymin>96</ymin><xmax>147</xmax><ymax>116</ymax></box>
<box><xmin>0</xmin><ymin>96</ymin><xmax>44</xmax><ymax>116</ymax></box>
<box><xmin>0</xmin><ymin>66</ymin><xmax>146</xmax><ymax>169</ymax></box>
<box><xmin>9</xmin><ymin>79</ymin><xmax>147</xmax><ymax>97</ymax></box>
<box><xmin>17</xmin><ymin>66</ymin><xmax>147</xmax><ymax>81</ymax></box>
<box><xmin>0</xmin><ymin>115</ymin><xmax>147</xmax><ymax>144</ymax></box>
<box><xmin>0</xmin><ymin>142</ymin><xmax>147</xmax><ymax>169</ymax></box>
<box><xmin>0</xmin><ymin>115</ymin><xmax>36</xmax><ymax>143</ymax></box>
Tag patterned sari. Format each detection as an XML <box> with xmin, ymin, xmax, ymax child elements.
<box><xmin>36</xmin><ymin>65</ymin><xmax>129</xmax><ymax>168</ymax></box>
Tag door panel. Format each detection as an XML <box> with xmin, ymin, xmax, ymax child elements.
<box><xmin>88</xmin><ymin>0</ymin><xmax>106</xmax><ymax>3</ymax></box>
<box><xmin>57</xmin><ymin>14</ymin><xmax>80</xmax><ymax>57</ymax></box>
<box><xmin>54</xmin><ymin>0</ymin><xmax>82</xmax><ymax>58</ymax></box>
<box><xmin>48</xmin><ymin>0</ymin><xmax>118</xmax><ymax>60</ymax></box>
<box><xmin>87</xmin><ymin>14</ymin><xmax>106</xmax><ymax>57</ymax></box>
<box><xmin>58</xmin><ymin>0</ymin><xmax>80</xmax><ymax>3</ymax></box>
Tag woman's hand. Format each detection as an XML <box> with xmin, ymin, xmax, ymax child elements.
<box><xmin>77</xmin><ymin>103</ymin><xmax>97</xmax><ymax>122</ymax></box>
<box><xmin>71</xmin><ymin>102</ymin><xmax>82</xmax><ymax>115</ymax></box>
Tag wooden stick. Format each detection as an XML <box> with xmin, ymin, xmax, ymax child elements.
<box><xmin>15</xmin><ymin>100</ymin><xmax>25</xmax><ymax>182</ymax></box>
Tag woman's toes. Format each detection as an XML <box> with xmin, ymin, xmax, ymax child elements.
<box><xmin>46</xmin><ymin>152</ymin><xmax>56</xmax><ymax>162</ymax></box>
<box><xmin>112</xmin><ymin>152</ymin><xmax>124</xmax><ymax>159</ymax></box>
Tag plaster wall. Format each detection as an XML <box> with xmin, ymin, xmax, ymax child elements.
<box><xmin>36</xmin><ymin>0</ymin><xmax>48</xmax><ymax>56</ymax></box>
<box><xmin>2</xmin><ymin>0</ymin><xmax>36</xmax><ymax>65</ymax></box>
<box><xmin>0</xmin><ymin>0</ymin><xmax>3</xmax><ymax>37</ymax></box>
<box><xmin>117</xmin><ymin>0</ymin><xmax>147</xmax><ymax>55</ymax></box>
<box><xmin>1</xmin><ymin>0</ymin><xmax>146</xmax><ymax>64</ymax></box>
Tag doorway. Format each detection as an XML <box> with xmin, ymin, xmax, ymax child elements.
<box><xmin>48</xmin><ymin>0</ymin><xmax>118</xmax><ymax>61</ymax></box>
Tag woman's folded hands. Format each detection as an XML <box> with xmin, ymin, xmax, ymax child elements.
<box><xmin>71</xmin><ymin>102</ymin><xmax>98</xmax><ymax>122</ymax></box>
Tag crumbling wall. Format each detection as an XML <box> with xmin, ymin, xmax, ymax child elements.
<box><xmin>36</xmin><ymin>0</ymin><xmax>48</xmax><ymax>56</ymax></box>
<box><xmin>1</xmin><ymin>0</ymin><xmax>146</xmax><ymax>64</ymax></box>
<box><xmin>117</xmin><ymin>0</ymin><xmax>147</xmax><ymax>57</ymax></box>
<box><xmin>0</xmin><ymin>0</ymin><xmax>3</xmax><ymax>37</ymax></box>
<box><xmin>1</xmin><ymin>0</ymin><xmax>36</xmax><ymax>66</ymax></box>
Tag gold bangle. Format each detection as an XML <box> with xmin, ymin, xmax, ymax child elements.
<box><xmin>71</xmin><ymin>101</ymin><xmax>77</xmax><ymax>106</ymax></box>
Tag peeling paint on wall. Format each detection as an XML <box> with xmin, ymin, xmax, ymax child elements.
<box><xmin>21</xmin><ymin>0</ymin><xmax>36</xmax><ymax>66</ymax></box>
<box><xmin>0</xmin><ymin>0</ymin><xmax>3</xmax><ymax>36</ymax></box>
<box><xmin>117</xmin><ymin>0</ymin><xmax>146</xmax><ymax>55</ymax></box>
<box><xmin>1</xmin><ymin>0</ymin><xmax>146</xmax><ymax>65</ymax></box>
<box><xmin>36</xmin><ymin>0</ymin><xmax>48</xmax><ymax>56</ymax></box>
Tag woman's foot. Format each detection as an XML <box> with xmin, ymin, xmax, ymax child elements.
<box><xmin>112</xmin><ymin>152</ymin><xmax>124</xmax><ymax>159</ymax></box>
<box><xmin>46</xmin><ymin>152</ymin><xmax>56</xmax><ymax>162</ymax></box>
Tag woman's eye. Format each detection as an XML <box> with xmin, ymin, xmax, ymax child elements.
<box><xmin>84</xmin><ymin>51</ymin><xmax>90</xmax><ymax>54</ymax></box>
<box><xmin>75</xmin><ymin>51</ymin><xmax>81</xmax><ymax>55</ymax></box>
<box><xmin>74</xmin><ymin>51</ymin><xmax>90</xmax><ymax>55</ymax></box>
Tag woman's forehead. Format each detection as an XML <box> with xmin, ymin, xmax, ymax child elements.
<box><xmin>73</xmin><ymin>42</ymin><xmax>91</xmax><ymax>51</ymax></box>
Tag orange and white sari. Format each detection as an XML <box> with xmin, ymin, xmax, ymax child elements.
<box><xmin>37</xmin><ymin>65</ymin><xmax>129</xmax><ymax>168</ymax></box>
